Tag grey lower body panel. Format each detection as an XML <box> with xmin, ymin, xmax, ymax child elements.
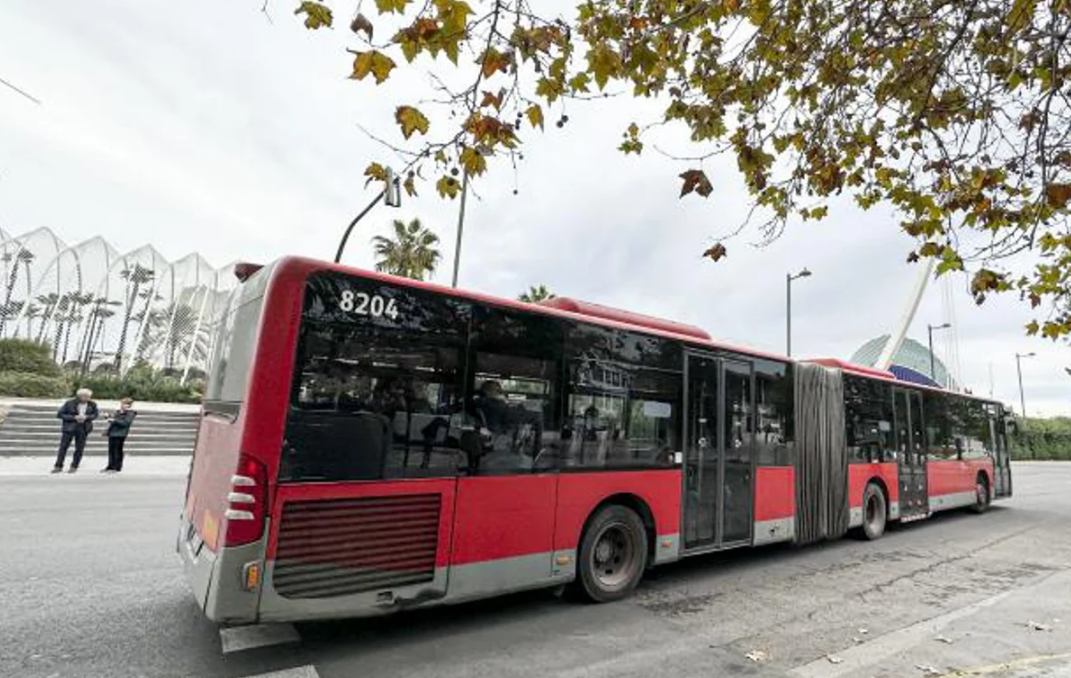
<box><xmin>177</xmin><ymin>514</ymin><xmax>267</xmax><ymax>624</ymax></box>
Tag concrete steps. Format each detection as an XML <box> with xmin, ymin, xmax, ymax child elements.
<box><xmin>0</xmin><ymin>402</ymin><xmax>199</xmax><ymax>456</ymax></box>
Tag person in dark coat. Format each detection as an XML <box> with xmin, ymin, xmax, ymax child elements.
<box><xmin>52</xmin><ymin>388</ymin><xmax>99</xmax><ymax>473</ymax></box>
<box><xmin>102</xmin><ymin>398</ymin><xmax>137</xmax><ymax>473</ymax></box>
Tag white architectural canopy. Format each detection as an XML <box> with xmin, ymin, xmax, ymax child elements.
<box><xmin>0</xmin><ymin>227</ymin><xmax>236</xmax><ymax>380</ymax></box>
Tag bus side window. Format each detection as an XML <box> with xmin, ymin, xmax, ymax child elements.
<box><xmin>466</xmin><ymin>305</ymin><xmax>562</xmax><ymax>474</ymax></box>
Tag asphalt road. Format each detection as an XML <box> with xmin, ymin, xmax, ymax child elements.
<box><xmin>1</xmin><ymin>462</ymin><xmax>1069</xmax><ymax>678</ymax></box>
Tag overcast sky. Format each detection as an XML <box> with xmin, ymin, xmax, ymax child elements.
<box><xmin>0</xmin><ymin>0</ymin><xmax>1067</xmax><ymax>416</ymax></box>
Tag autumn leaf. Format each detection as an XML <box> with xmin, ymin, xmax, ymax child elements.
<box><xmin>679</xmin><ymin>169</ymin><xmax>713</xmax><ymax>198</ymax></box>
<box><xmin>436</xmin><ymin>175</ymin><xmax>461</xmax><ymax>198</ymax></box>
<box><xmin>703</xmin><ymin>243</ymin><xmax>728</xmax><ymax>262</ymax></box>
<box><xmin>294</xmin><ymin>1</ymin><xmax>333</xmax><ymax>29</ymax></box>
<box><xmin>1045</xmin><ymin>183</ymin><xmax>1071</xmax><ymax>208</ymax></box>
<box><xmin>1026</xmin><ymin>320</ymin><xmax>1040</xmax><ymax>335</ymax></box>
<box><xmin>480</xmin><ymin>90</ymin><xmax>503</xmax><ymax>110</ymax></box>
<box><xmin>350</xmin><ymin>13</ymin><xmax>374</xmax><ymax>39</ymax></box>
<box><xmin>460</xmin><ymin>146</ymin><xmax>488</xmax><ymax>176</ymax></box>
<box><xmin>479</xmin><ymin>48</ymin><xmax>511</xmax><ymax>79</ymax></box>
<box><xmin>375</xmin><ymin>0</ymin><xmax>411</xmax><ymax>14</ymax></box>
<box><xmin>364</xmin><ymin>162</ymin><xmax>389</xmax><ymax>187</ymax></box>
<box><xmin>349</xmin><ymin>50</ymin><xmax>396</xmax><ymax>84</ymax></box>
<box><xmin>403</xmin><ymin>175</ymin><xmax>418</xmax><ymax>197</ymax></box>
<box><xmin>526</xmin><ymin>104</ymin><xmax>544</xmax><ymax>130</ymax></box>
<box><xmin>395</xmin><ymin>106</ymin><xmax>430</xmax><ymax>139</ymax></box>
<box><xmin>1006</xmin><ymin>0</ymin><xmax>1039</xmax><ymax>33</ymax></box>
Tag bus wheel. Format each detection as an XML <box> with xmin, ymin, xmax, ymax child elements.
<box><xmin>970</xmin><ymin>475</ymin><xmax>990</xmax><ymax>514</ymax></box>
<box><xmin>573</xmin><ymin>505</ymin><xmax>648</xmax><ymax>603</ymax></box>
<box><xmin>862</xmin><ymin>483</ymin><xmax>887</xmax><ymax>541</ymax></box>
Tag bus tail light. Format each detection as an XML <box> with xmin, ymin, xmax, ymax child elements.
<box><xmin>222</xmin><ymin>454</ymin><xmax>268</xmax><ymax>547</ymax></box>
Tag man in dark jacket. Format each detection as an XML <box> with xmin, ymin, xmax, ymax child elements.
<box><xmin>52</xmin><ymin>388</ymin><xmax>99</xmax><ymax>474</ymax></box>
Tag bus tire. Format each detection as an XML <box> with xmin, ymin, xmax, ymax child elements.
<box><xmin>572</xmin><ymin>505</ymin><xmax>648</xmax><ymax>603</ymax></box>
<box><xmin>970</xmin><ymin>474</ymin><xmax>990</xmax><ymax>514</ymax></box>
<box><xmin>861</xmin><ymin>483</ymin><xmax>887</xmax><ymax>541</ymax></box>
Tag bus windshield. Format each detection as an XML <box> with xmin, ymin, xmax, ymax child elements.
<box><xmin>203</xmin><ymin>264</ymin><xmax>273</xmax><ymax>412</ymax></box>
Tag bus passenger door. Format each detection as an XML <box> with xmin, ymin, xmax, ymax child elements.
<box><xmin>683</xmin><ymin>352</ymin><xmax>754</xmax><ymax>549</ymax></box>
<box><xmin>990</xmin><ymin>406</ymin><xmax>1012</xmax><ymax>498</ymax></box>
<box><xmin>683</xmin><ymin>354</ymin><xmax>719</xmax><ymax>547</ymax></box>
<box><xmin>720</xmin><ymin>359</ymin><xmax>755</xmax><ymax>545</ymax></box>
<box><xmin>894</xmin><ymin>389</ymin><xmax>928</xmax><ymax>519</ymax></box>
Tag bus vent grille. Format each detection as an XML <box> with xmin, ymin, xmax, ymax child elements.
<box><xmin>272</xmin><ymin>494</ymin><xmax>440</xmax><ymax>599</ymax></box>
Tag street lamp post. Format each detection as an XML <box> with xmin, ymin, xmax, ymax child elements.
<box><xmin>927</xmin><ymin>322</ymin><xmax>951</xmax><ymax>385</ymax></box>
<box><xmin>1015</xmin><ymin>351</ymin><xmax>1035</xmax><ymax>422</ymax></box>
<box><xmin>334</xmin><ymin>168</ymin><xmax>401</xmax><ymax>264</ymax></box>
<box><xmin>786</xmin><ymin>268</ymin><xmax>812</xmax><ymax>357</ymax></box>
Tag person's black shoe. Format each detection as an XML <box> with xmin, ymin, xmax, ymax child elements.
<box><xmin>50</xmin><ymin>467</ymin><xmax>63</xmax><ymax>474</ymax></box>
<box><xmin>100</xmin><ymin>468</ymin><xmax>112</xmax><ymax>473</ymax></box>
<box><xmin>67</xmin><ymin>466</ymin><xmax>78</xmax><ymax>474</ymax></box>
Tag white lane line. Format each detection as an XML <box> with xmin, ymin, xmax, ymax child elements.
<box><xmin>236</xmin><ymin>666</ymin><xmax>320</xmax><ymax>678</ymax></box>
<box><xmin>220</xmin><ymin>623</ymin><xmax>301</xmax><ymax>654</ymax></box>
<box><xmin>788</xmin><ymin>591</ymin><xmax>1013</xmax><ymax>678</ymax></box>
<box><xmin>787</xmin><ymin>568</ymin><xmax>1071</xmax><ymax>678</ymax></box>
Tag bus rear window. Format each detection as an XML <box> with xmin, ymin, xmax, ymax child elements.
<box><xmin>204</xmin><ymin>265</ymin><xmax>272</xmax><ymax>407</ymax></box>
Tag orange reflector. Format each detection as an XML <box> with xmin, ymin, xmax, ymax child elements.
<box><xmin>661</xmin><ymin>539</ymin><xmax>672</xmax><ymax>549</ymax></box>
<box><xmin>242</xmin><ymin>562</ymin><xmax>261</xmax><ymax>591</ymax></box>
<box><xmin>556</xmin><ymin>555</ymin><xmax>572</xmax><ymax>566</ymax></box>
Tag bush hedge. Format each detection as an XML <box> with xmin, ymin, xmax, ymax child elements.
<box><xmin>0</xmin><ymin>340</ymin><xmax>203</xmax><ymax>403</ymax></box>
<box><xmin>70</xmin><ymin>363</ymin><xmax>203</xmax><ymax>404</ymax></box>
<box><xmin>0</xmin><ymin>339</ymin><xmax>63</xmax><ymax>378</ymax></box>
<box><xmin>0</xmin><ymin>371</ymin><xmax>70</xmax><ymax>398</ymax></box>
<box><xmin>1010</xmin><ymin>417</ymin><xmax>1071</xmax><ymax>461</ymax></box>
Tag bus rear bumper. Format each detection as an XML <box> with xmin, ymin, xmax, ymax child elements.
<box><xmin>177</xmin><ymin>514</ymin><xmax>266</xmax><ymax>625</ymax></box>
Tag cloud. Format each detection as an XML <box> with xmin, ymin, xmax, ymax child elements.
<box><xmin>0</xmin><ymin>0</ymin><xmax>1066</xmax><ymax>415</ymax></box>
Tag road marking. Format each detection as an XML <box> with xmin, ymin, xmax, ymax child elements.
<box><xmin>236</xmin><ymin>666</ymin><xmax>321</xmax><ymax>678</ymax></box>
<box><xmin>789</xmin><ymin>568</ymin><xmax>1069</xmax><ymax>678</ymax></box>
<box><xmin>930</xmin><ymin>653</ymin><xmax>1071</xmax><ymax>678</ymax></box>
<box><xmin>220</xmin><ymin>623</ymin><xmax>301</xmax><ymax>654</ymax></box>
<box><xmin>788</xmin><ymin>588</ymin><xmax>1015</xmax><ymax>678</ymax></box>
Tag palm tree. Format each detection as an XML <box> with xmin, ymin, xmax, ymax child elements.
<box><xmin>114</xmin><ymin>264</ymin><xmax>155</xmax><ymax>370</ymax></box>
<box><xmin>0</xmin><ymin>248</ymin><xmax>34</xmax><ymax>336</ymax></box>
<box><xmin>371</xmin><ymin>219</ymin><xmax>441</xmax><ymax>281</ymax></box>
<box><xmin>35</xmin><ymin>293</ymin><xmax>61</xmax><ymax>343</ymax></box>
<box><xmin>137</xmin><ymin>302</ymin><xmax>211</xmax><ymax>369</ymax></box>
<box><xmin>519</xmin><ymin>285</ymin><xmax>556</xmax><ymax>303</ymax></box>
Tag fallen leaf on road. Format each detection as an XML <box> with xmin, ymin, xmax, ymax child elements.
<box><xmin>934</xmin><ymin>635</ymin><xmax>953</xmax><ymax>644</ymax></box>
<box><xmin>852</xmin><ymin>637</ymin><xmax>864</xmax><ymax>644</ymax></box>
<box><xmin>1026</xmin><ymin>621</ymin><xmax>1052</xmax><ymax>631</ymax></box>
<box><xmin>828</xmin><ymin>655</ymin><xmax>844</xmax><ymax>664</ymax></box>
<box><xmin>745</xmin><ymin>650</ymin><xmax>768</xmax><ymax>662</ymax></box>
<box><xmin>916</xmin><ymin>665</ymin><xmax>942</xmax><ymax>676</ymax></box>
<box><xmin>858</xmin><ymin>628</ymin><xmax>869</xmax><ymax>635</ymax></box>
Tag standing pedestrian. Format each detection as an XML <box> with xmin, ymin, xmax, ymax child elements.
<box><xmin>102</xmin><ymin>398</ymin><xmax>137</xmax><ymax>473</ymax></box>
<box><xmin>52</xmin><ymin>388</ymin><xmax>98</xmax><ymax>474</ymax></box>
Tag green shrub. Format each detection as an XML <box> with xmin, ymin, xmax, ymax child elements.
<box><xmin>70</xmin><ymin>371</ymin><xmax>202</xmax><ymax>404</ymax></box>
<box><xmin>0</xmin><ymin>339</ymin><xmax>62</xmax><ymax>377</ymax></box>
<box><xmin>0</xmin><ymin>371</ymin><xmax>69</xmax><ymax>398</ymax></box>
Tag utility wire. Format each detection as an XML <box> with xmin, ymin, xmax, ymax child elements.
<box><xmin>0</xmin><ymin>75</ymin><xmax>41</xmax><ymax>105</ymax></box>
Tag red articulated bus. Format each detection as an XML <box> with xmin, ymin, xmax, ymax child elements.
<box><xmin>177</xmin><ymin>257</ymin><xmax>1013</xmax><ymax>624</ymax></box>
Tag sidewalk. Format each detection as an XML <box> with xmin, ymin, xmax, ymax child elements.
<box><xmin>0</xmin><ymin>455</ymin><xmax>191</xmax><ymax>476</ymax></box>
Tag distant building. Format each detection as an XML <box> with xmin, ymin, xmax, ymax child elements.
<box><xmin>850</xmin><ymin>335</ymin><xmax>957</xmax><ymax>389</ymax></box>
<box><xmin>0</xmin><ymin>227</ymin><xmax>235</xmax><ymax>380</ymax></box>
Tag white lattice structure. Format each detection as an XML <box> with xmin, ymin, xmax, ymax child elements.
<box><xmin>0</xmin><ymin>227</ymin><xmax>236</xmax><ymax>381</ymax></box>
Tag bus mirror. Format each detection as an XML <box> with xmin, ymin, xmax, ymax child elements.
<box><xmin>384</xmin><ymin>167</ymin><xmax>402</xmax><ymax>208</ymax></box>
